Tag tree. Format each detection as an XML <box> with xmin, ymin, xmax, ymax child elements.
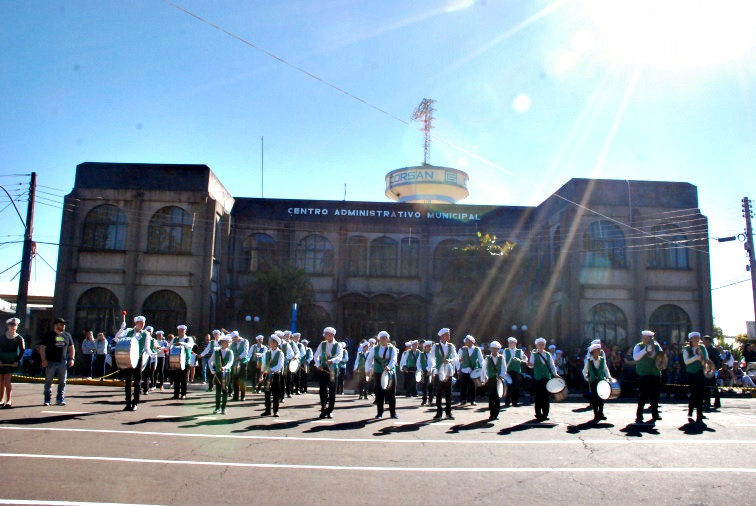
<box><xmin>241</xmin><ymin>264</ymin><xmax>313</xmax><ymax>331</ymax></box>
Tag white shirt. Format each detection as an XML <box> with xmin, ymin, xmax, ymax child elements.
<box><xmin>366</xmin><ymin>345</ymin><xmax>397</xmax><ymax>372</ymax></box>
<box><xmin>313</xmin><ymin>340</ymin><xmax>343</xmax><ymax>366</ymax></box>
<box><xmin>459</xmin><ymin>345</ymin><xmax>484</xmax><ymax>373</ymax></box>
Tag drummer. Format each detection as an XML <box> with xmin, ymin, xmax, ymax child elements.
<box><xmin>248</xmin><ymin>335</ymin><xmax>266</xmax><ymax>393</ymax></box>
<box><xmin>486</xmin><ymin>341</ymin><xmax>506</xmax><ymax>421</ymax></box>
<box><xmin>582</xmin><ymin>342</ymin><xmax>613</xmax><ymax>423</ymax></box>
<box><xmin>400</xmin><ymin>340</ymin><xmax>421</xmax><ymax>397</ymax></box>
<box><xmin>633</xmin><ymin>330</ymin><xmax>663</xmax><ymax>424</ymax></box>
<box><xmin>504</xmin><ymin>337</ymin><xmax>525</xmax><ymax>408</ymax></box>
<box><xmin>280</xmin><ymin>331</ymin><xmax>300</xmax><ymax>400</ymax></box>
<box><xmin>209</xmin><ymin>334</ymin><xmax>234</xmax><ymax>415</ymax></box>
<box><xmin>682</xmin><ymin>331</ymin><xmax>708</xmax><ymax>423</ymax></box>
<box><xmin>261</xmin><ymin>333</ymin><xmax>284</xmax><ymax>416</ymax></box>
<box><xmin>230</xmin><ymin>331</ymin><xmax>249</xmax><ymax>402</ymax></box>
<box><xmin>199</xmin><ymin>330</ymin><xmax>222</xmax><ymax>392</ymax></box>
<box><xmin>353</xmin><ymin>341</ymin><xmax>371</xmax><ymax>399</ymax></box>
<box><xmin>337</xmin><ymin>341</ymin><xmax>348</xmax><ymax>395</ymax></box>
<box><xmin>298</xmin><ymin>337</ymin><xmax>313</xmax><ymax>394</ymax></box>
<box><xmin>458</xmin><ymin>335</ymin><xmax>484</xmax><ymax>407</ymax></box>
<box><xmin>313</xmin><ymin>326</ymin><xmax>342</xmax><ymax>419</ymax></box>
<box><xmin>419</xmin><ymin>340</ymin><xmax>435</xmax><ymax>406</ymax></box>
<box><xmin>153</xmin><ymin>330</ymin><xmax>168</xmax><ymax>391</ymax></box>
<box><xmin>366</xmin><ymin>331</ymin><xmax>398</xmax><ymax>419</ymax></box>
<box><xmin>114</xmin><ymin>316</ymin><xmax>151</xmax><ymax>411</ymax></box>
<box><xmin>291</xmin><ymin>332</ymin><xmax>305</xmax><ymax>394</ymax></box>
<box><xmin>527</xmin><ymin>337</ymin><xmax>560</xmax><ymax>422</ymax></box>
<box><xmin>171</xmin><ymin>325</ymin><xmax>194</xmax><ymax>400</ymax></box>
<box><xmin>433</xmin><ymin>328</ymin><xmax>458</xmax><ymax>420</ymax></box>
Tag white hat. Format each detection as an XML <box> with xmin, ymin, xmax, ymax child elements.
<box><xmin>590</xmin><ymin>339</ymin><xmax>601</xmax><ymax>345</ymax></box>
<box><xmin>323</xmin><ymin>326</ymin><xmax>336</xmax><ymax>336</ymax></box>
<box><xmin>688</xmin><ymin>331</ymin><xmax>701</xmax><ymax>339</ymax></box>
<box><xmin>362</xmin><ymin>341</ymin><xmax>370</xmax><ymax>348</ymax></box>
<box><xmin>269</xmin><ymin>334</ymin><xmax>281</xmax><ymax>345</ymax></box>
<box><xmin>377</xmin><ymin>331</ymin><xmax>390</xmax><ymax>340</ymax></box>
<box><xmin>146</xmin><ymin>326</ymin><xmax>154</xmax><ymax>333</ymax></box>
<box><xmin>507</xmin><ymin>336</ymin><xmax>517</xmax><ymax>343</ymax></box>
<box><xmin>464</xmin><ymin>335</ymin><xmax>475</xmax><ymax>344</ymax></box>
<box><xmin>641</xmin><ymin>330</ymin><xmax>655</xmax><ymax>337</ymax></box>
<box><xmin>404</xmin><ymin>341</ymin><xmax>412</xmax><ymax>347</ymax></box>
<box><xmin>229</xmin><ymin>330</ymin><xmax>239</xmax><ymax>338</ymax></box>
<box><xmin>134</xmin><ymin>316</ymin><xmax>146</xmax><ymax>323</ymax></box>
<box><xmin>155</xmin><ymin>330</ymin><xmax>164</xmax><ymax>335</ymax></box>
<box><xmin>548</xmin><ymin>344</ymin><xmax>556</xmax><ymax>350</ymax></box>
<box><xmin>283</xmin><ymin>330</ymin><xmax>292</xmax><ymax>336</ymax></box>
<box><xmin>489</xmin><ymin>340</ymin><xmax>502</xmax><ymax>349</ymax></box>
<box><xmin>368</xmin><ymin>338</ymin><xmax>376</xmax><ymax>345</ymax></box>
<box><xmin>212</xmin><ymin>329</ymin><xmax>221</xmax><ymax>335</ymax></box>
<box><xmin>588</xmin><ymin>343</ymin><xmax>602</xmax><ymax>353</ymax></box>
<box><xmin>423</xmin><ymin>340</ymin><xmax>433</xmax><ymax>347</ymax></box>
<box><xmin>6</xmin><ymin>317</ymin><xmax>20</xmax><ymax>325</ymax></box>
<box><xmin>438</xmin><ymin>328</ymin><xmax>450</xmax><ymax>337</ymax></box>
<box><xmin>556</xmin><ymin>349</ymin><xmax>563</xmax><ymax>355</ymax></box>
<box><xmin>255</xmin><ymin>334</ymin><xmax>264</xmax><ymax>341</ymax></box>
<box><xmin>177</xmin><ymin>324</ymin><xmax>187</xmax><ymax>330</ymax></box>
<box><xmin>219</xmin><ymin>335</ymin><xmax>232</xmax><ymax>343</ymax></box>
<box><xmin>534</xmin><ymin>337</ymin><xmax>547</xmax><ymax>346</ymax></box>
<box><xmin>275</xmin><ymin>330</ymin><xmax>284</xmax><ymax>338</ymax></box>
<box><xmin>302</xmin><ymin>339</ymin><xmax>309</xmax><ymax>344</ymax></box>
<box><xmin>292</xmin><ymin>332</ymin><xmax>301</xmax><ymax>338</ymax></box>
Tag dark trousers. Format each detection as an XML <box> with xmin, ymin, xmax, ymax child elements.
<box><xmin>94</xmin><ymin>355</ymin><xmax>107</xmax><ymax>378</ymax></box>
<box><xmin>688</xmin><ymin>371</ymin><xmax>705</xmax><ymax>419</ymax></box>
<box><xmin>588</xmin><ymin>380</ymin><xmax>604</xmax><ymax>419</ymax></box>
<box><xmin>421</xmin><ymin>372</ymin><xmax>434</xmax><ymax>404</ymax></box>
<box><xmin>264</xmin><ymin>373</ymin><xmax>282</xmax><ymax>413</ymax></box>
<box><xmin>249</xmin><ymin>363</ymin><xmax>263</xmax><ymax>392</ymax></box>
<box><xmin>155</xmin><ymin>356</ymin><xmax>165</xmax><ymax>387</ymax></box>
<box><xmin>81</xmin><ymin>354</ymin><xmax>95</xmax><ymax>377</ymax></box>
<box><xmin>376</xmin><ymin>375</ymin><xmax>397</xmax><ymax>417</ymax></box>
<box><xmin>487</xmin><ymin>378</ymin><xmax>501</xmax><ymax>419</ymax></box>
<box><xmin>142</xmin><ymin>361</ymin><xmax>155</xmax><ymax>393</ymax></box>
<box><xmin>123</xmin><ymin>360</ymin><xmax>142</xmax><ymax>407</ymax></box>
<box><xmin>298</xmin><ymin>367</ymin><xmax>308</xmax><ymax>393</ymax></box>
<box><xmin>336</xmin><ymin>367</ymin><xmax>345</xmax><ymax>394</ymax></box>
<box><xmin>173</xmin><ymin>367</ymin><xmax>189</xmax><ymax>398</ymax></box>
<box><xmin>284</xmin><ymin>366</ymin><xmax>294</xmax><ymax>397</ymax></box>
<box><xmin>435</xmin><ymin>377</ymin><xmax>453</xmax><ymax>416</ymax></box>
<box><xmin>533</xmin><ymin>378</ymin><xmax>550</xmax><ymax>420</ymax></box>
<box><xmin>460</xmin><ymin>372</ymin><xmax>475</xmax><ymax>403</ymax></box>
<box><xmin>636</xmin><ymin>374</ymin><xmax>661</xmax><ymax>420</ymax></box>
<box><xmin>704</xmin><ymin>376</ymin><xmax>721</xmax><ymax>408</ymax></box>
<box><xmin>232</xmin><ymin>363</ymin><xmax>247</xmax><ymax>400</ymax></box>
<box><xmin>403</xmin><ymin>368</ymin><xmax>418</xmax><ymax>396</ymax></box>
<box><xmin>357</xmin><ymin>371</ymin><xmax>368</xmax><ymax>398</ymax></box>
<box><xmin>504</xmin><ymin>371</ymin><xmax>521</xmax><ymax>407</ymax></box>
<box><xmin>214</xmin><ymin>371</ymin><xmax>230</xmax><ymax>410</ymax></box>
<box><xmin>318</xmin><ymin>369</ymin><xmax>336</xmax><ymax>415</ymax></box>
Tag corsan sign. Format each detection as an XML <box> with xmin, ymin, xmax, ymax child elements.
<box><xmin>388</xmin><ymin>168</ymin><xmax>439</xmax><ymax>185</ymax></box>
<box><xmin>286</xmin><ymin>207</ymin><xmax>480</xmax><ymax>221</ymax></box>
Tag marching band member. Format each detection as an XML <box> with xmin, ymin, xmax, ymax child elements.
<box><xmin>200</xmin><ymin>330</ymin><xmax>222</xmax><ymax>392</ymax></box>
<box><xmin>583</xmin><ymin>342</ymin><xmax>613</xmax><ymax>423</ymax></box>
<box><xmin>281</xmin><ymin>331</ymin><xmax>300</xmax><ymax>399</ymax></box>
<box><xmin>114</xmin><ymin>316</ymin><xmax>151</xmax><ymax>411</ymax></box>
<box><xmin>171</xmin><ymin>325</ymin><xmax>194</xmax><ymax>400</ymax></box>
<box><xmin>154</xmin><ymin>331</ymin><xmax>168</xmax><ymax>391</ymax></box>
<box><xmin>261</xmin><ymin>334</ymin><xmax>284</xmax><ymax>417</ymax></box>
<box><xmin>528</xmin><ymin>337</ymin><xmax>560</xmax><ymax>422</ymax></box>
<box><xmin>230</xmin><ymin>331</ymin><xmax>249</xmax><ymax>401</ymax></box>
<box><xmin>354</xmin><ymin>341</ymin><xmax>371</xmax><ymax>399</ymax></box>
<box><xmin>209</xmin><ymin>334</ymin><xmax>234</xmax><ymax>415</ymax></box>
<box><xmin>367</xmin><ymin>331</ymin><xmax>398</xmax><ymax>419</ymax></box>
<box><xmin>248</xmin><ymin>335</ymin><xmax>266</xmax><ymax>393</ymax></box>
<box><xmin>633</xmin><ymin>330</ymin><xmax>663</xmax><ymax>424</ymax></box>
<box><xmin>337</xmin><ymin>342</ymin><xmax>348</xmax><ymax>395</ymax></box>
<box><xmin>683</xmin><ymin>331</ymin><xmax>708</xmax><ymax>423</ymax></box>
<box><xmin>419</xmin><ymin>340</ymin><xmax>435</xmax><ymax>406</ymax></box>
<box><xmin>433</xmin><ymin>328</ymin><xmax>458</xmax><ymax>420</ymax></box>
<box><xmin>367</xmin><ymin>338</ymin><xmax>377</xmax><ymax>400</ymax></box>
<box><xmin>313</xmin><ymin>326</ymin><xmax>342</xmax><ymax>419</ymax></box>
<box><xmin>298</xmin><ymin>338</ymin><xmax>313</xmax><ymax>394</ymax></box>
<box><xmin>291</xmin><ymin>332</ymin><xmax>305</xmax><ymax>394</ymax></box>
<box><xmin>459</xmin><ymin>335</ymin><xmax>484</xmax><ymax>406</ymax></box>
<box><xmin>486</xmin><ymin>341</ymin><xmax>505</xmax><ymax>421</ymax></box>
<box><xmin>400</xmin><ymin>340</ymin><xmax>421</xmax><ymax>397</ymax></box>
<box><xmin>504</xmin><ymin>337</ymin><xmax>525</xmax><ymax>407</ymax></box>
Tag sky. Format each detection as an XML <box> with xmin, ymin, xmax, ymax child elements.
<box><xmin>0</xmin><ymin>0</ymin><xmax>754</xmax><ymax>335</ymax></box>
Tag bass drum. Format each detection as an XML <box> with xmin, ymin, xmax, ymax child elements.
<box><xmin>470</xmin><ymin>367</ymin><xmax>486</xmax><ymax>387</ymax></box>
<box><xmin>114</xmin><ymin>337</ymin><xmax>139</xmax><ymax>370</ymax></box>
<box><xmin>546</xmin><ymin>377</ymin><xmax>568</xmax><ymax>402</ymax></box>
<box><xmin>288</xmin><ymin>358</ymin><xmax>300</xmax><ymax>373</ymax></box>
<box><xmin>595</xmin><ymin>379</ymin><xmax>621</xmax><ymax>400</ymax></box>
<box><xmin>380</xmin><ymin>370</ymin><xmax>394</xmax><ymax>390</ymax></box>
<box><xmin>437</xmin><ymin>363</ymin><xmax>454</xmax><ymax>383</ymax></box>
<box><xmin>168</xmin><ymin>346</ymin><xmax>186</xmax><ymax>371</ymax></box>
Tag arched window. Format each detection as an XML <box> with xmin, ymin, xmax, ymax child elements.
<box><xmin>433</xmin><ymin>239</ymin><xmax>463</xmax><ymax>279</ymax></box>
<box><xmin>81</xmin><ymin>205</ymin><xmax>127</xmax><ymax>251</ymax></box>
<box><xmin>142</xmin><ymin>290</ymin><xmax>187</xmax><ymax>334</ymax></box>
<box><xmin>397</xmin><ymin>295</ymin><xmax>424</xmax><ymax>338</ymax></box>
<box><xmin>241</xmin><ymin>233</ymin><xmax>276</xmax><ymax>272</ymax></box>
<box><xmin>400</xmin><ymin>237</ymin><xmax>420</xmax><ymax>277</ymax></box>
<box><xmin>295</xmin><ymin>234</ymin><xmax>334</xmax><ymax>274</ymax></box>
<box><xmin>649</xmin><ymin>304</ymin><xmax>691</xmax><ymax>346</ymax></box>
<box><xmin>369</xmin><ymin>294</ymin><xmax>397</xmax><ymax>337</ymax></box>
<box><xmin>341</xmin><ymin>294</ymin><xmax>369</xmax><ymax>340</ymax></box>
<box><xmin>147</xmin><ymin>206</ymin><xmax>193</xmax><ymax>253</ymax></box>
<box><xmin>75</xmin><ymin>287</ymin><xmax>120</xmax><ymax>336</ymax></box>
<box><xmin>370</xmin><ymin>237</ymin><xmax>397</xmax><ymax>277</ymax></box>
<box><xmin>346</xmin><ymin>236</ymin><xmax>368</xmax><ymax>276</ymax></box>
<box><xmin>299</xmin><ymin>304</ymin><xmax>332</xmax><ymax>349</ymax></box>
<box><xmin>584</xmin><ymin>221</ymin><xmax>626</xmax><ymax>268</ymax></box>
<box><xmin>584</xmin><ymin>303</ymin><xmax>628</xmax><ymax>347</ymax></box>
<box><xmin>647</xmin><ymin>224</ymin><xmax>689</xmax><ymax>269</ymax></box>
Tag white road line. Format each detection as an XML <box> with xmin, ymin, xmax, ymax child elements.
<box><xmin>2</xmin><ymin>426</ymin><xmax>754</xmax><ymax>445</ymax></box>
<box><xmin>40</xmin><ymin>411</ymin><xmax>88</xmax><ymax>415</ymax></box>
<box><xmin>196</xmin><ymin>416</ymin><xmax>217</xmax><ymax>420</ymax></box>
<box><xmin>0</xmin><ymin>500</ymin><xmax>159</xmax><ymax>506</ymax></box>
<box><xmin>156</xmin><ymin>415</ymin><xmax>180</xmax><ymax>419</ymax></box>
<box><xmin>1</xmin><ymin>453</ymin><xmax>754</xmax><ymax>473</ymax></box>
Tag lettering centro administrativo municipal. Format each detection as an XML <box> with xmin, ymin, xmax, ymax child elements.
<box><xmin>287</xmin><ymin>207</ymin><xmax>480</xmax><ymax>221</ymax></box>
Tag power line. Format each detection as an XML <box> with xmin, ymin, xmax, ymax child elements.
<box><xmin>712</xmin><ymin>278</ymin><xmax>750</xmax><ymax>291</ymax></box>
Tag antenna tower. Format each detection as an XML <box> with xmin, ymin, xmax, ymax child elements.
<box><xmin>411</xmin><ymin>98</ymin><xmax>436</xmax><ymax>165</ymax></box>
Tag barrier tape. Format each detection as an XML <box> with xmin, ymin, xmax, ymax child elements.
<box><xmin>661</xmin><ymin>382</ymin><xmax>756</xmax><ymax>392</ymax></box>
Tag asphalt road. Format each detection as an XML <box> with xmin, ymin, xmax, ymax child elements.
<box><xmin>0</xmin><ymin>382</ymin><xmax>753</xmax><ymax>505</ymax></box>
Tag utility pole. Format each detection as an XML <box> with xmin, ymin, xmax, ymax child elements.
<box><xmin>16</xmin><ymin>172</ymin><xmax>36</xmax><ymax>333</ymax></box>
<box><xmin>743</xmin><ymin>196</ymin><xmax>756</xmax><ymax>321</ymax></box>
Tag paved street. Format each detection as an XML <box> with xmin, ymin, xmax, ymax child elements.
<box><xmin>0</xmin><ymin>382</ymin><xmax>753</xmax><ymax>505</ymax></box>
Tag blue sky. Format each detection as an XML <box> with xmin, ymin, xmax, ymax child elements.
<box><xmin>1</xmin><ymin>0</ymin><xmax>754</xmax><ymax>335</ymax></box>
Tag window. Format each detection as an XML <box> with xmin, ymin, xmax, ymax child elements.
<box><xmin>241</xmin><ymin>233</ymin><xmax>276</xmax><ymax>272</ymax></box>
<box><xmin>75</xmin><ymin>287</ymin><xmax>120</xmax><ymax>336</ymax></box>
<box><xmin>299</xmin><ymin>304</ymin><xmax>332</xmax><ymax>349</ymax></box>
<box><xmin>584</xmin><ymin>220</ymin><xmax>626</xmax><ymax>268</ymax></box>
<box><xmin>147</xmin><ymin>206</ymin><xmax>193</xmax><ymax>253</ymax></box>
<box><xmin>346</xmin><ymin>236</ymin><xmax>368</xmax><ymax>276</ymax></box>
<box><xmin>81</xmin><ymin>205</ymin><xmax>127</xmax><ymax>250</ymax></box>
<box><xmin>295</xmin><ymin>234</ymin><xmax>334</xmax><ymax>274</ymax></box>
<box><xmin>584</xmin><ymin>303</ymin><xmax>628</xmax><ymax>347</ymax></box>
<box><xmin>433</xmin><ymin>239</ymin><xmax>463</xmax><ymax>279</ymax></box>
<box><xmin>142</xmin><ymin>290</ymin><xmax>187</xmax><ymax>333</ymax></box>
<box><xmin>647</xmin><ymin>224</ymin><xmax>689</xmax><ymax>269</ymax></box>
<box><xmin>370</xmin><ymin>236</ymin><xmax>397</xmax><ymax>276</ymax></box>
<box><xmin>649</xmin><ymin>304</ymin><xmax>691</xmax><ymax>346</ymax></box>
<box><xmin>400</xmin><ymin>237</ymin><xmax>420</xmax><ymax>277</ymax></box>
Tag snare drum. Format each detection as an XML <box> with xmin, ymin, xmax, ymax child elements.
<box><xmin>437</xmin><ymin>363</ymin><xmax>454</xmax><ymax>383</ymax></box>
<box><xmin>470</xmin><ymin>368</ymin><xmax>486</xmax><ymax>387</ymax></box>
<box><xmin>596</xmin><ymin>379</ymin><xmax>621</xmax><ymax>400</ymax></box>
<box><xmin>380</xmin><ymin>370</ymin><xmax>394</xmax><ymax>390</ymax></box>
<box><xmin>288</xmin><ymin>358</ymin><xmax>300</xmax><ymax>373</ymax></box>
<box><xmin>168</xmin><ymin>346</ymin><xmax>186</xmax><ymax>371</ymax></box>
<box><xmin>496</xmin><ymin>377</ymin><xmax>506</xmax><ymax>398</ymax></box>
<box><xmin>114</xmin><ymin>337</ymin><xmax>139</xmax><ymax>369</ymax></box>
<box><xmin>546</xmin><ymin>377</ymin><xmax>568</xmax><ymax>402</ymax></box>
<box><xmin>415</xmin><ymin>369</ymin><xmax>423</xmax><ymax>383</ymax></box>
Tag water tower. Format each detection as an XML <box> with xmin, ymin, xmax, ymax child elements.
<box><xmin>385</xmin><ymin>99</ymin><xmax>469</xmax><ymax>204</ymax></box>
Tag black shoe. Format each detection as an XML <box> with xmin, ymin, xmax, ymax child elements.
<box><xmin>446</xmin><ymin>414</ymin><xmax>454</xmax><ymax>420</ymax></box>
<box><xmin>325</xmin><ymin>413</ymin><xmax>332</xmax><ymax>419</ymax></box>
<box><xmin>489</xmin><ymin>416</ymin><xmax>498</xmax><ymax>421</ymax></box>
<box><xmin>470</xmin><ymin>402</ymin><xmax>477</xmax><ymax>406</ymax></box>
<box><xmin>420</xmin><ymin>401</ymin><xmax>426</xmax><ymax>406</ymax></box>
<box><xmin>635</xmin><ymin>418</ymin><xmax>644</xmax><ymax>424</ymax></box>
<box><xmin>391</xmin><ymin>414</ymin><xmax>399</xmax><ymax>419</ymax></box>
<box><xmin>273</xmin><ymin>412</ymin><xmax>280</xmax><ymax>417</ymax></box>
<box><xmin>130</xmin><ymin>404</ymin><xmax>138</xmax><ymax>411</ymax></box>
<box><xmin>652</xmin><ymin>415</ymin><xmax>662</xmax><ymax>421</ymax></box>
<box><xmin>433</xmin><ymin>413</ymin><xmax>442</xmax><ymax>419</ymax></box>
<box><xmin>123</xmin><ymin>405</ymin><xmax>131</xmax><ymax>411</ymax></box>
<box><xmin>319</xmin><ymin>412</ymin><xmax>326</xmax><ymax>419</ymax></box>
<box><xmin>599</xmin><ymin>415</ymin><xmax>607</xmax><ymax>421</ymax></box>
<box><xmin>261</xmin><ymin>411</ymin><xmax>271</xmax><ymax>416</ymax></box>
<box><xmin>232</xmin><ymin>397</ymin><xmax>239</xmax><ymax>402</ymax></box>
<box><xmin>375</xmin><ymin>413</ymin><xmax>383</xmax><ymax>419</ymax></box>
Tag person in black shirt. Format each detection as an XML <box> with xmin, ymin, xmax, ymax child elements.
<box><xmin>702</xmin><ymin>335</ymin><xmax>721</xmax><ymax>409</ymax></box>
<box><xmin>39</xmin><ymin>318</ymin><xmax>75</xmax><ymax>406</ymax></box>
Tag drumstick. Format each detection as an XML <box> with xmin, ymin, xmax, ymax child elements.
<box><xmin>121</xmin><ymin>310</ymin><xmax>127</xmax><ymax>325</ymax></box>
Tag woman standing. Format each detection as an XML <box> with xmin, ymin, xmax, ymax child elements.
<box><xmin>94</xmin><ymin>332</ymin><xmax>109</xmax><ymax>379</ymax></box>
<box><xmin>0</xmin><ymin>318</ymin><xmax>25</xmax><ymax>408</ymax></box>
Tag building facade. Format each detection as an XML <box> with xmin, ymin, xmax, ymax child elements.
<box><xmin>54</xmin><ymin>162</ymin><xmax>712</xmax><ymax>351</ymax></box>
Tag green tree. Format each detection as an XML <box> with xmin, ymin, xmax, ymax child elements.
<box><xmin>241</xmin><ymin>264</ymin><xmax>313</xmax><ymax>331</ymax></box>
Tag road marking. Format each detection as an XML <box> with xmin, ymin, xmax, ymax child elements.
<box><xmin>3</xmin><ymin>426</ymin><xmax>755</xmax><ymax>446</ymax></box>
<box><xmin>40</xmin><ymin>411</ymin><xmax>88</xmax><ymax>415</ymax></box>
<box><xmin>0</xmin><ymin>500</ymin><xmax>159</xmax><ymax>506</ymax></box>
<box><xmin>156</xmin><ymin>415</ymin><xmax>180</xmax><ymax>419</ymax></box>
<box><xmin>197</xmin><ymin>416</ymin><xmax>217</xmax><ymax>420</ymax></box>
<box><xmin>1</xmin><ymin>453</ymin><xmax>755</xmax><ymax>473</ymax></box>
<box><xmin>309</xmin><ymin>420</ymin><xmax>334</xmax><ymax>424</ymax></box>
